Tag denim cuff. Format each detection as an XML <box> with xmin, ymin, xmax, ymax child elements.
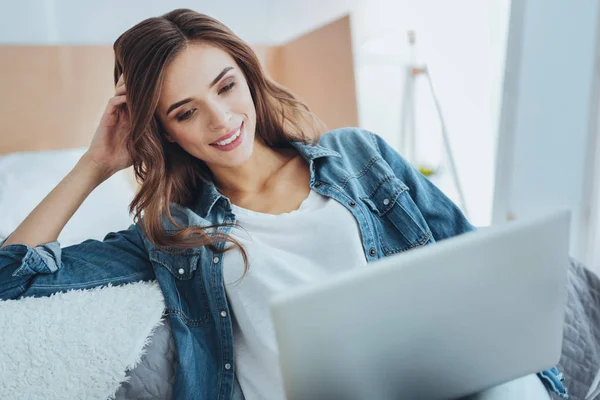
<box><xmin>538</xmin><ymin>367</ymin><xmax>568</xmax><ymax>398</ymax></box>
<box><xmin>2</xmin><ymin>241</ymin><xmax>63</xmax><ymax>277</ymax></box>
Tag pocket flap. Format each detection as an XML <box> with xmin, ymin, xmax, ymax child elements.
<box><xmin>361</xmin><ymin>178</ymin><xmax>409</xmax><ymax>216</ymax></box>
<box><xmin>149</xmin><ymin>249</ymin><xmax>201</xmax><ymax>280</ymax></box>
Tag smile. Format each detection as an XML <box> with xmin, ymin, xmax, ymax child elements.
<box><xmin>210</xmin><ymin>121</ymin><xmax>245</xmax><ymax>152</ymax></box>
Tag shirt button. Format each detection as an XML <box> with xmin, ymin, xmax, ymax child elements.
<box><xmin>314</xmin><ymin>182</ymin><xmax>322</xmax><ymax>188</ymax></box>
<box><xmin>221</xmin><ymin>311</ymin><xmax>227</xmax><ymax>317</ymax></box>
<box><xmin>349</xmin><ymin>201</ymin><xmax>356</xmax><ymax>207</ymax></box>
<box><xmin>369</xmin><ymin>248</ymin><xmax>377</xmax><ymax>256</ymax></box>
<box><xmin>178</xmin><ymin>268</ymin><xmax>185</xmax><ymax>275</ymax></box>
<box><xmin>213</xmin><ymin>256</ymin><xmax>220</xmax><ymax>264</ymax></box>
<box><xmin>225</xmin><ymin>363</ymin><xmax>232</xmax><ymax>370</ymax></box>
<box><xmin>383</xmin><ymin>198</ymin><xmax>390</xmax><ymax>206</ymax></box>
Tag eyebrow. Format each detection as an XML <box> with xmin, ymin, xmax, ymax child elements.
<box><xmin>165</xmin><ymin>66</ymin><xmax>234</xmax><ymax>116</ymax></box>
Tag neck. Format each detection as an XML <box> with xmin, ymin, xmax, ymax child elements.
<box><xmin>209</xmin><ymin>138</ymin><xmax>297</xmax><ymax>198</ymax></box>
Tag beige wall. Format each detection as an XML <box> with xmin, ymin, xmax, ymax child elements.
<box><xmin>275</xmin><ymin>15</ymin><xmax>358</xmax><ymax>131</ymax></box>
<box><xmin>0</xmin><ymin>15</ymin><xmax>357</xmax><ymax>154</ymax></box>
<box><xmin>0</xmin><ymin>46</ymin><xmax>114</xmax><ymax>153</ymax></box>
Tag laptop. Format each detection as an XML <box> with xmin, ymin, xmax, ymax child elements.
<box><xmin>270</xmin><ymin>209</ymin><xmax>570</xmax><ymax>400</ymax></box>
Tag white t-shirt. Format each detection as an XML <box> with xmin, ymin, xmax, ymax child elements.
<box><xmin>222</xmin><ymin>189</ymin><xmax>368</xmax><ymax>400</ymax></box>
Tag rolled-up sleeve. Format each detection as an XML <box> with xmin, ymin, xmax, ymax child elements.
<box><xmin>4</xmin><ymin>241</ymin><xmax>62</xmax><ymax>276</ymax></box>
<box><xmin>538</xmin><ymin>367</ymin><xmax>568</xmax><ymax>398</ymax></box>
<box><xmin>0</xmin><ymin>224</ymin><xmax>155</xmax><ymax>300</ymax></box>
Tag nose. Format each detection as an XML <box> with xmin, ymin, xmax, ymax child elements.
<box><xmin>207</xmin><ymin>100</ymin><xmax>231</xmax><ymax>131</ymax></box>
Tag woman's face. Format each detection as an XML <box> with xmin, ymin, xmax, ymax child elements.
<box><xmin>156</xmin><ymin>44</ymin><xmax>257</xmax><ymax>168</ymax></box>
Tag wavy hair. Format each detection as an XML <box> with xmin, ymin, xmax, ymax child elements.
<box><xmin>113</xmin><ymin>8</ymin><xmax>325</xmax><ymax>273</ymax></box>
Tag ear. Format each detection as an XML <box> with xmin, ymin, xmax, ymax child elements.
<box><xmin>165</xmin><ymin>134</ymin><xmax>177</xmax><ymax>143</ymax></box>
<box><xmin>161</xmin><ymin>129</ymin><xmax>177</xmax><ymax>143</ymax></box>
<box><xmin>158</xmin><ymin>122</ymin><xmax>177</xmax><ymax>143</ymax></box>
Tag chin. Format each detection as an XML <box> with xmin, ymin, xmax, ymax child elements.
<box><xmin>218</xmin><ymin>145</ymin><xmax>254</xmax><ymax>168</ymax></box>
<box><xmin>233</xmin><ymin>147</ymin><xmax>255</xmax><ymax>166</ymax></box>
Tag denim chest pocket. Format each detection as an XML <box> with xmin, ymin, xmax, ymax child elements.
<box><xmin>149</xmin><ymin>249</ymin><xmax>211</xmax><ymax>326</ymax></box>
<box><xmin>361</xmin><ymin>178</ymin><xmax>432</xmax><ymax>255</ymax></box>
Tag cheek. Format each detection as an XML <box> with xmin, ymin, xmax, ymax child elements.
<box><xmin>237</xmin><ymin>85</ymin><xmax>255</xmax><ymax>112</ymax></box>
<box><xmin>170</xmin><ymin>123</ymin><xmax>205</xmax><ymax>147</ymax></box>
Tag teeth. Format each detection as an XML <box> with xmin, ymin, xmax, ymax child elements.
<box><xmin>215</xmin><ymin>129</ymin><xmax>240</xmax><ymax>146</ymax></box>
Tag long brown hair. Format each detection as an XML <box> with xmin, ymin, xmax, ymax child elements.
<box><xmin>113</xmin><ymin>8</ymin><xmax>325</xmax><ymax>271</ymax></box>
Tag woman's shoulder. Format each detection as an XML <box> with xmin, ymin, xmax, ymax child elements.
<box><xmin>134</xmin><ymin>202</ymin><xmax>213</xmax><ymax>238</ymax></box>
<box><xmin>318</xmin><ymin>126</ymin><xmax>373</xmax><ymax>143</ymax></box>
<box><xmin>316</xmin><ymin>127</ymin><xmax>386</xmax><ymax>156</ymax></box>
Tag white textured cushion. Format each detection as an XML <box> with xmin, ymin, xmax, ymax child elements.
<box><xmin>0</xmin><ymin>281</ymin><xmax>166</xmax><ymax>400</ymax></box>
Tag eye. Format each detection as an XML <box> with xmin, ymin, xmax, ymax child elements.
<box><xmin>177</xmin><ymin>108</ymin><xmax>196</xmax><ymax>122</ymax></box>
<box><xmin>219</xmin><ymin>82</ymin><xmax>235</xmax><ymax>95</ymax></box>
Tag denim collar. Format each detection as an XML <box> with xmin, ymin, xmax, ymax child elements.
<box><xmin>191</xmin><ymin>140</ymin><xmax>341</xmax><ymax>219</ymax></box>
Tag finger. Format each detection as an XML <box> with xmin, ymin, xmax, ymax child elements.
<box><xmin>108</xmin><ymin>95</ymin><xmax>126</xmax><ymax>107</ymax></box>
<box><xmin>116</xmin><ymin>74</ymin><xmax>125</xmax><ymax>89</ymax></box>
<box><xmin>115</xmin><ymin>83</ymin><xmax>126</xmax><ymax>96</ymax></box>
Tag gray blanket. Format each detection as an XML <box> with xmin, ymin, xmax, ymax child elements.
<box><xmin>552</xmin><ymin>259</ymin><xmax>600</xmax><ymax>400</ymax></box>
<box><xmin>113</xmin><ymin>318</ymin><xmax>178</xmax><ymax>400</ymax></box>
<box><xmin>114</xmin><ymin>258</ymin><xmax>600</xmax><ymax>400</ymax></box>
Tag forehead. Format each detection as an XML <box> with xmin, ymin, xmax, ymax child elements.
<box><xmin>158</xmin><ymin>44</ymin><xmax>236</xmax><ymax>107</ymax></box>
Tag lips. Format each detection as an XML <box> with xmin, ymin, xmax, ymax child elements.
<box><xmin>211</xmin><ymin>122</ymin><xmax>243</xmax><ymax>145</ymax></box>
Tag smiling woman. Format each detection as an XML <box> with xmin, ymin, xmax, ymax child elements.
<box><xmin>0</xmin><ymin>7</ymin><xmax>568</xmax><ymax>400</ymax></box>
<box><xmin>156</xmin><ymin>45</ymin><xmax>256</xmax><ymax>166</ymax></box>
<box><xmin>108</xmin><ymin>9</ymin><xmax>326</xmax><ymax>270</ymax></box>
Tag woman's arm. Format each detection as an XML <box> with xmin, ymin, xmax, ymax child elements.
<box><xmin>369</xmin><ymin>131</ymin><xmax>476</xmax><ymax>240</ymax></box>
<box><xmin>1</xmin><ymin>156</ymin><xmax>114</xmax><ymax>248</ymax></box>
<box><xmin>0</xmin><ymin>74</ymin><xmax>155</xmax><ymax>300</ymax></box>
<box><xmin>0</xmin><ymin>224</ymin><xmax>154</xmax><ymax>300</ymax></box>
<box><xmin>369</xmin><ymin>131</ymin><xmax>568</xmax><ymax>398</ymax></box>
<box><xmin>2</xmin><ymin>73</ymin><xmax>131</xmax><ymax>248</ymax></box>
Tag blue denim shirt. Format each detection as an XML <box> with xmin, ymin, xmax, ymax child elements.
<box><xmin>0</xmin><ymin>127</ymin><xmax>567</xmax><ymax>399</ymax></box>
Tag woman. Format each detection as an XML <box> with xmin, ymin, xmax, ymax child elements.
<box><xmin>0</xmin><ymin>8</ymin><xmax>566</xmax><ymax>400</ymax></box>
